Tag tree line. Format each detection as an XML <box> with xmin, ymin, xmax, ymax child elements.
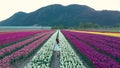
<box><xmin>52</xmin><ymin>22</ymin><xmax>120</xmax><ymax>29</ymax></box>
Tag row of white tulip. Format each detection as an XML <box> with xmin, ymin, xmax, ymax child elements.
<box><xmin>24</xmin><ymin>31</ymin><xmax>58</xmax><ymax>68</ymax></box>
<box><xmin>59</xmin><ymin>31</ymin><xmax>86</xmax><ymax>68</ymax></box>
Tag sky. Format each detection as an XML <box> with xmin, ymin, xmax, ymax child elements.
<box><xmin>0</xmin><ymin>0</ymin><xmax>120</xmax><ymax>21</ymax></box>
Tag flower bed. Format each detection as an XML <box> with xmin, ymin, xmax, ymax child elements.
<box><xmin>0</xmin><ymin>31</ymin><xmax>54</xmax><ymax>68</ymax></box>
<box><xmin>62</xmin><ymin>30</ymin><xmax>120</xmax><ymax>68</ymax></box>
<box><xmin>24</xmin><ymin>31</ymin><xmax>57</xmax><ymax>68</ymax></box>
<box><xmin>0</xmin><ymin>32</ymin><xmax>49</xmax><ymax>59</ymax></box>
<box><xmin>0</xmin><ymin>30</ymin><xmax>49</xmax><ymax>46</ymax></box>
<box><xmin>59</xmin><ymin>31</ymin><xmax>86</xmax><ymax>68</ymax></box>
<box><xmin>67</xmin><ymin>31</ymin><xmax>120</xmax><ymax>62</ymax></box>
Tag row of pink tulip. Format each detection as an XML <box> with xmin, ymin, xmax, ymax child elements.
<box><xmin>0</xmin><ymin>31</ymin><xmax>50</xmax><ymax>59</ymax></box>
<box><xmin>0</xmin><ymin>30</ymin><xmax>47</xmax><ymax>46</ymax></box>
<box><xmin>0</xmin><ymin>30</ymin><xmax>54</xmax><ymax>68</ymax></box>
<box><xmin>0</xmin><ymin>32</ymin><xmax>10</xmax><ymax>35</ymax></box>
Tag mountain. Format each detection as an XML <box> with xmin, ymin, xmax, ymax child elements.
<box><xmin>0</xmin><ymin>4</ymin><xmax>120</xmax><ymax>27</ymax></box>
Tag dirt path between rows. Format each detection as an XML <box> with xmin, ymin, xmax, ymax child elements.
<box><xmin>50</xmin><ymin>52</ymin><xmax>60</xmax><ymax>68</ymax></box>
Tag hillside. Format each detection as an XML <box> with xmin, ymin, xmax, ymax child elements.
<box><xmin>0</xmin><ymin>4</ymin><xmax>120</xmax><ymax>27</ymax></box>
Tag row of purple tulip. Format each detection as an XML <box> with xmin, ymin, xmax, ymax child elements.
<box><xmin>0</xmin><ymin>30</ymin><xmax>45</xmax><ymax>46</ymax></box>
<box><xmin>0</xmin><ymin>30</ymin><xmax>54</xmax><ymax>68</ymax></box>
<box><xmin>62</xmin><ymin>30</ymin><xmax>120</xmax><ymax>68</ymax></box>
<box><xmin>75</xmin><ymin>32</ymin><xmax>120</xmax><ymax>49</ymax></box>
<box><xmin>0</xmin><ymin>31</ymin><xmax>50</xmax><ymax>59</ymax></box>
<box><xmin>67</xmin><ymin>31</ymin><xmax>120</xmax><ymax>60</ymax></box>
<box><xmin>86</xmin><ymin>36</ymin><xmax>120</xmax><ymax>50</ymax></box>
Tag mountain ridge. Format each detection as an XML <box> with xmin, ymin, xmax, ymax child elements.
<box><xmin>0</xmin><ymin>4</ymin><xmax>120</xmax><ymax>27</ymax></box>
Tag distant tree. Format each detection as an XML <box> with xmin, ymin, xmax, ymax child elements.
<box><xmin>79</xmin><ymin>23</ymin><xmax>85</xmax><ymax>28</ymax></box>
<box><xmin>52</xmin><ymin>24</ymin><xmax>65</xmax><ymax>29</ymax></box>
<box><xmin>79</xmin><ymin>22</ymin><xmax>100</xmax><ymax>29</ymax></box>
<box><xmin>59</xmin><ymin>24</ymin><xmax>64</xmax><ymax>29</ymax></box>
<box><xmin>114</xmin><ymin>23</ymin><xmax>120</xmax><ymax>27</ymax></box>
<box><xmin>85</xmin><ymin>22</ymin><xmax>94</xmax><ymax>28</ymax></box>
<box><xmin>52</xmin><ymin>25</ymin><xmax>57</xmax><ymax>29</ymax></box>
<box><xmin>94</xmin><ymin>24</ymin><xmax>100</xmax><ymax>28</ymax></box>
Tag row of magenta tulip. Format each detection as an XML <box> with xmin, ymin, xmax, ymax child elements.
<box><xmin>74</xmin><ymin>31</ymin><xmax>120</xmax><ymax>46</ymax></box>
<box><xmin>0</xmin><ymin>31</ymin><xmax>50</xmax><ymax>60</ymax></box>
<box><xmin>0</xmin><ymin>30</ymin><xmax>50</xmax><ymax>46</ymax></box>
<box><xmin>61</xmin><ymin>30</ymin><xmax>120</xmax><ymax>68</ymax></box>
<box><xmin>0</xmin><ymin>30</ymin><xmax>54</xmax><ymax>68</ymax></box>
<box><xmin>83</xmin><ymin>33</ymin><xmax>120</xmax><ymax>49</ymax></box>
<box><xmin>68</xmin><ymin>31</ymin><xmax>120</xmax><ymax>62</ymax></box>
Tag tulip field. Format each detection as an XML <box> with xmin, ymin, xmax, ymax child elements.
<box><xmin>62</xmin><ymin>30</ymin><xmax>120</xmax><ymax>68</ymax></box>
<box><xmin>0</xmin><ymin>30</ymin><xmax>55</xmax><ymax>68</ymax></box>
<box><xmin>59</xmin><ymin>31</ymin><xmax>86</xmax><ymax>68</ymax></box>
<box><xmin>0</xmin><ymin>29</ymin><xmax>120</xmax><ymax>68</ymax></box>
<box><xmin>24</xmin><ymin>31</ymin><xmax>58</xmax><ymax>68</ymax></box>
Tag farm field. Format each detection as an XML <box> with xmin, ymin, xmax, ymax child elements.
<box><xmin>70</xmin><ymin>30</ymin><xmax>120</xmax><ymax>37</ymax></box>
<box><xmin>0</xmin><ymin>29</ymin><xmax>120</xmax><ymax>68</ymax></box>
